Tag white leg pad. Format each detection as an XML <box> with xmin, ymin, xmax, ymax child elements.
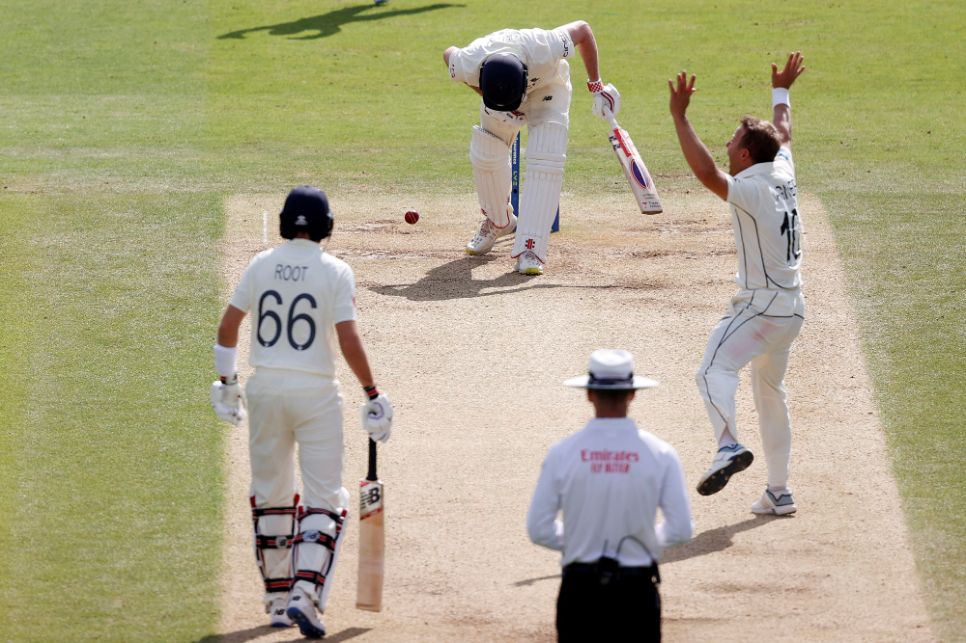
<box><xmin>512</xmin><ymin>122</ymin><xmax>568</xmax><ymax>261</ymax></box>
<box><xmin>292</xmin><ymin>506</ymin><xmax>347</xmax><ymax>610</ymax></box>
<box><xmin>470</xmin><ymin>125</ymin><xmax>514</xmax><ymax>228</ymax></box>
<box><xmin>251</xmin><ymin>499</ymin><xmax>299</xmax><ymax>601</ymax></box>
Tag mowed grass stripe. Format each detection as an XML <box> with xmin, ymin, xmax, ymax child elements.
<box><xmin>823</xmin><ymin>189</ymin><xmax>965</xmax><ymax>630</ymax></box>
<box><xmin>0</xmin><ymin>194</ymin><xmax>225</xmax><ymax>641</ymax></box>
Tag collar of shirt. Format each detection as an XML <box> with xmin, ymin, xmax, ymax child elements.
<box><xmin>734</xmin><ymin>160</ymin><xmax>775</xmax><ymax>180</ymax></box>
<box><xmin>583</xmin><ymin>417</ymin><xmax>639</xmax><ymax>433</ymax></box>
<box><xmin>285</xmin><ymin>238</ymin><xmax>324</xmax><ymax>254</ymax></box>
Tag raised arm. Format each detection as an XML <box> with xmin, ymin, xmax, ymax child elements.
<box><xmin>668</xmin><ymin>71</ymin><xmax>730</xmax><ymax>201</ymax></box>
<box><xmin>771</xmin><ymin>51</ymin><xmax>806</xmax><ymax>147</ymax></box>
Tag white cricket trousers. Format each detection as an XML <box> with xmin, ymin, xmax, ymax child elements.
<box><xmin>245</xmin><ymin>369</ymin><xmax>348</xmax><ymax>512</ymax></box>
<box><xmin>696</xmin><ymin>289</ymin><xmax>805</xmax><ymax>489</ymax></box>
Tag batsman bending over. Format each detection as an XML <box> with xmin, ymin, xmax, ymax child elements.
<box><xmin>669</xmin><ymin>53</ymin><xmax>807</xmax><ymax>515</ymax></box>
<box><xmin>210</xmin><ymin>186</ymin><xmax>394</xmax><ymax>638</ymax></box>
<box><xmin>443</xmin><ymin>21</ymin><xmax>619</xmax><ymax>276</ymax></box>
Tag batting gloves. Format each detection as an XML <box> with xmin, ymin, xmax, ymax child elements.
<box><xmin>361</xmin><ymin>386</ymin><xmax>393</xmax><ymax>443</ymax></box>
<box><xmin>589</xmin><ymin>80</ymin><xmax>621</xmax><ymax>121</ymax></box>
<box><xmin>210</xmin><ymin>374</ymin><xmax>247</xmax><ymax>426</ymax></box>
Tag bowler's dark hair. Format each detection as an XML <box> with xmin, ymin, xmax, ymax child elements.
<box><xmin>739</xmin><ymin>116</ymin><xmax>781</xmax><ymax>164</ymax></box>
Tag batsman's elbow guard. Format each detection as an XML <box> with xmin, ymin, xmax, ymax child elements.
<box><xmin>210</xmin><ymin>379</ymin><xmax>247</xmax><ymax>426</ymax></box>
<box><xmin>361</xmin><ymin>393</ymin><xmax>393</xmax><ymax>443</ymax></box>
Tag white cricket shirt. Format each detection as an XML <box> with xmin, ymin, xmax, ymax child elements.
<box><xmin>527</xmin><ymin>418</ymin><xmax>693</xmax><ymax>567</ymax></box>
<box><xmin>230</xmin><ymin>239</ymin><xmax>356</xmax><ymax>377</ymax></box>
<box><xmin>448</xmin><ymin>27</ymin><xmax>574</xmax><ymax>94</ymax></box>
<box><xmin>726</xmin><ymin>147</ymin><xmax>803</xmax><ymax>291</ymax></box>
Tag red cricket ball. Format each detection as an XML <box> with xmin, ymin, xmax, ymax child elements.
<box><xmin>404</xmin><ymin>210</ymin><xmax>420</xmax><ymax>225</ymax></box>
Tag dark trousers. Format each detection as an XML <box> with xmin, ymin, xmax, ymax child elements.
<box><xmin>556</xmin><ymin>562</ymin><xmax>661</xmax><ymax>642</ymax></box>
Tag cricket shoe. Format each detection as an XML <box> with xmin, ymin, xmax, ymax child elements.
<box><xmin>267</xmin><ymin>595</ymin><xmax>293</xmax><ymax>628</ymax></box>
<box><xmin>696</xmin><ymin>443</ymin><xmax>754</xmax><ymax>496</ymax></box>
<box><xmin>286</xmin><ymin>588</ymin><xmax>326</xmax><ymax>639</ymax></box>
<box><xmin>752</xmin><ymin>488</ymin><xmax>797</xmax><ymax>516</ymax></box>
<box><xmin>465</xmin><ymin>214</ymin><xmax>516</xmax><ymax>256</ymax></box>
<box><xmin>516</xmin><ymin>251</ymin><xmax>544</xmax><ymax>276</ymax></box>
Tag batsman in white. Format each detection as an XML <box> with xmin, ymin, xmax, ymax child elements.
<box><xmin>668</xmin><ymin>52</ymin><xmax>807</xmax><ymax>515</ymax></box>
<box><xmin>443</xmin><ymin>21</ymin><xmax>619</xmax><ymax>275</ymax></box>
<box><xmin>210</xmin><ymin>186</ymin><xmax>394</xmax><ymax>638</ymax></box>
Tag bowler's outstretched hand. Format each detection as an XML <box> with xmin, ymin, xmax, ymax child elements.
<box><xmin>668</xmin><ymin>71</ymin><xmax>697</xmax><ymax>119</ymax></box>
<box><xmin>772</xmin><ymin>51</ymin><xmax>806</xmax><ymax>89</ymax></box>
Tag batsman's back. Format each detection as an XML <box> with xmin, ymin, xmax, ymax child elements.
<box><xmin>230</xmin><ymin>240</ymin><xmax>356</xmax><ymax>377</ymax></box>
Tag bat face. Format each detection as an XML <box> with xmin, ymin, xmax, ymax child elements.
<box><xmin>609</xmin><ymin>123</ymin><xmax>663</xmax><ymax>215</ymax></box>
<box><xmin>356</xmin><ymin>476</ymin><xmax>385</xmax><ymax>611</ymax></box>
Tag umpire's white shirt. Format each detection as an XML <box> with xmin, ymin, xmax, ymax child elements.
<box><xmin>448</xmin><ymin>27</ymin><xmax>574</xmax><ymax>93</ymax></box>
<box><xmin>527</xmin><ymin>418</ymin><xmax>693</xmax><ymax>567</ymax></box>
<box><xmin>726</xmin><ymin>147</ymin><xmax>803</xmax><ymax>294</ymax></box>
<box><xmin>230</xmin><ymin>239</ymin><xmax>356</xmax><ymax>376</ymax></box>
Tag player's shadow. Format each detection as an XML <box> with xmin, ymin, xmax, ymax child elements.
<box><xmin>196</xmin><ymin>625</ymin><xmax>370</xmax><ymax>642</ymax></box>
<box><xmin>369</xmin><ymin>253</ymin><xmax>596</xmax><ymax>301</ymax></box>
<box><xmin>218</xmin><ymin>3</ymin><xmax>462</xmax><ymax>41</ymax></box>
<box><xmin>661</xmin><ymin>515</ymin><xmax>783</xmax><ymax>564</ymax></box>
<box><xmin>509</xmin><ymin>516</ymin><xmax>781</xmax><ymax>587</ymax></box>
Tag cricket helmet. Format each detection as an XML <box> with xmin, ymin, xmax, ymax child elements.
<box><xmin>279</xmin><ymin>185</ymin><xmax>333</xmax><ymax>241</ymax></box>
<box><xmin>479</xmin><ymin>53</ymin><xmax>527</xmax><ymax>112</ymax></box>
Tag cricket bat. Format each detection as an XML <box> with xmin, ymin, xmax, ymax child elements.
<box><xmin>356</xmin><ymin>438</ymin><xmax>385</xmax><ymax>611</ymax></box>
<box><xmin>608</xmin><ymin>115</ymin><xmax>663</xmax><ymax>214</ymax></box>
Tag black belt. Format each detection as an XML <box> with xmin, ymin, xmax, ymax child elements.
<box><xmin>564</xmin><ymin>559</ymin><xmax>660</xmax><ymax>584</ymax></box>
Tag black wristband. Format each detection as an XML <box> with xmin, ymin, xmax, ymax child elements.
<box><xmin>364</xmin><ymin>385</ymin><xmax>379</xmax><ymax>400</ymax></box>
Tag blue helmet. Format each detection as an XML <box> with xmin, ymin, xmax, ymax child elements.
<box><xmin>279</xmin><ymin>185</ymin><xmax>333</xmax><ymax>242</ymax></box>
<box><xmin>479</xmin><ymin>53</ymin><xmax>527</xmax><ymax>112</ymax></box>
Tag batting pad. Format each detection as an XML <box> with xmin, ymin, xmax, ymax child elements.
<box><xmin>470</xmin><ymin>125</ymin><xmax>514</xmax><ymax>228</ymax></box>
<box><xmin>252</xmin><ymin>505</ymin><xmax>296</xmax><ymax>602</ymax></box>
<box><xmin>513</xmin><ymin>121</ymin><xmax>567</xmax><ymax>260</ymax></box>
<box><xmin>292</xmin><ymin>506</ymin><xmax>346</xmax><ymax>608</ymax></box>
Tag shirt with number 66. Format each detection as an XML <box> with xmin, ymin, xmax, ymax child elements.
<box><xmin>230</xmin><ymin>238</ymin><xmax>356</xmax><ymax>377</ymax></box>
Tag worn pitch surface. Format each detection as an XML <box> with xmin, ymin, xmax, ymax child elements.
<box><xmin>216</xmin><ymin>191</ymin><xmax>933</xmax><ymax>642</ymax></box>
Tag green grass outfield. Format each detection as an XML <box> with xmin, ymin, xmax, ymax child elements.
<box><xmin>1</xmin><ymin>0</ymin><xmax>962</xmax><ymax>640</ymax></box>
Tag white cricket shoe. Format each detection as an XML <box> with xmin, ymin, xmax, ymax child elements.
<box><xmin>696</xmin><ymin>443</ymin><xmax>754</xmax><ymax>496</ymax></box>
<box><xmin>465</xmin><ymin>215</ymin><xmax>516</xmax><ymax>256</ymax></box>
<box><xmin>267</xmin><ymin>595</ymin><xmax>293</xmax><ymax>628</ymax></box>
<box><xmin>516</xmin><ymin>251</ymin><xmax>544</xmax><ymax>276</ymax></box>
<box><xmin>751</xmin><ymin>488</ymin><xmax>797</xmax><ymax>515</ymax></box>
<box><xmin>286</xmin><ymin>587</ymin><xmax>326</xmax><ymax>639</ymax></box>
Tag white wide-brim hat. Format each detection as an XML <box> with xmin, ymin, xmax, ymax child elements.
<box><xmin>563</xmin><ymin>349</ymin><xmax>659</xmax><ymax>390</ymax></box>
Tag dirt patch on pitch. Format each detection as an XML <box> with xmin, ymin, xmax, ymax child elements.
<box><xmin>216</xmin><ymin>191</ymin><xmax>934</xmax><ymax>641</ymax></box>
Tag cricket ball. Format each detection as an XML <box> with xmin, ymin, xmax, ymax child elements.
<box><xmin>404</xmin><ymin>210</ymin><xmax>420</xmax><ymax>225</ymax></box>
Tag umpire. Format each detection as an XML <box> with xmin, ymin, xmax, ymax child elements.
<box><xmin>527</xmin><ymin>349</ymin><xmax>693</xmax><ymax>641</ymax></box>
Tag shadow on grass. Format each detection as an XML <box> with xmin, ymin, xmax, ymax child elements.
<box><xmin>219</xmin><ymin>3</ymin><xmax>463</xmax><ymax>41</ymax></box>
<box><xmin>195</xmin><ymin>625</ymin><xmax>370</xmax><ymax>642</ymax></box>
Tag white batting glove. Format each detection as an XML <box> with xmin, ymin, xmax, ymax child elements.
<box><xmin>361</xmin><ymin>393</ymin><xmax>393</xmax><ymax>443</ymax></box>
<box><xmin>210</xmin><ymin>376</ymin><xmax>247</xmax><ymax>426</ymax></box>
<box><xmin>590</xmin><ymin>81</ymin><xmax>621</xmax><ymax>120</ymax></box>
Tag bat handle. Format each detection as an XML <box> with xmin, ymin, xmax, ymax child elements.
<box><xmin>607</xmin><ymin>114</ymin><xmax>620</xmax><ymax>131</ymax></box>
<box><xmin>367</xmin><ymin>438</ymin><xmax>378</xmax><ymax>481</ymax></box>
